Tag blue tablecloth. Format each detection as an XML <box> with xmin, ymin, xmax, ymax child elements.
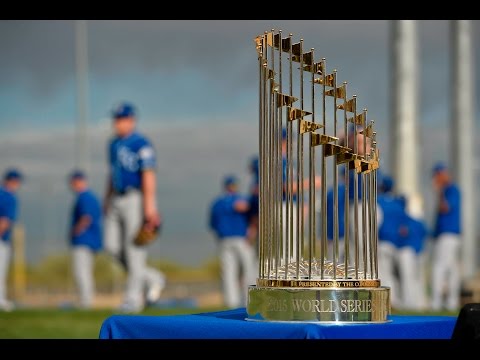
<box><xmin>99</xmin><ymin>308</ymin><xmax>456</xmax><ymax>339</ymax></box>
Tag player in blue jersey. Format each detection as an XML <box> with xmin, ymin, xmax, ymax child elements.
<box><xmin>209</xmin><ymin>175</ymin><xmax>257</xmax><ymax>308</ymax></box>
<box><xmin>376</xmin><ymin>175</ymin><xmax>404</xmax><ymax>309</ymax></box>
<box><xmin>430</xmin><ymin>162</ymin><xmax>462</xmax><ymax>311</ymax></box>
<box><xmin>396</xmin><ymin>195</ymin><xmax>428</xmax><ymax>310</ymax></box>
<box><xmin>68</xmin><ymin>170</ymin><xmax>102</xmax><ymax>309</ymax></box>
<box><xmin>103</xmin><ymin>102</ymin><xmax>166</xmax><ymax>313</ymax></box>
<box><xmin>0</xmin><ymin>168</ymin><xmax>23</xmax><ymax>311</ymax></box>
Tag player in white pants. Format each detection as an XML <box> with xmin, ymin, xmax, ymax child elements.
<box><xmin>68</xmin><ymin>170</ymin><xmax>103</xmax><ymax>309</ymax></box>
<box><xmin>430</xmin><ymin>163</ymin><xmax>462</xmax><ymax>312</ymax></box>
<box><xmin>209</xmin><ymin>175</ymin><xmax>257</xmax><ymax>308</ymax></box>
<box><xmin>396</xmin><ymin>196</ymin><xmax>428</xmax><ymax>311</ymax></box>
<box><xmin>0</xmin><ymin>169</ymin><xmax>23</xmax><ymax>312</ymax></box>
<box><xmin>104</xmin><ymin>102</ymin><xmax>166</xmax><ymax>313</ymax></box>
<box><xmin>376</xmin><ymin>175</ymin><xmax>404</xmax><ymax>309</ymax></box>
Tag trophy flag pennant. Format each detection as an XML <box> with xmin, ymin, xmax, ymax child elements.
<box><xmin>270</xmin><ymin>80</ymin><xmax>280</xmax><ymax>93</ymax></box>
<box><xmin>323</xmin><ymin>143</ymin><xmax>350</xmax><ymax>157</ymax></box>
<box><xmin>337</xmin><ymin>98</ymin><xmax>356</xmax><ymax>112</ymax></box>
<box><xmin>348</xmin><ymin>112</ymin><xmax>366</xmax><ymax>125</ymax></box>
<box><xmin>276</xmin><ymin>93</ymin><xmax>298</xmax><ymax>107</ymax></box>
<box><xmin>316</xmin><ymin>60</ymin><xmax>325</xmax><ymax>75</ymax></box>
<box><xmin>314</xmin><ymin>73</ymin><xmax>335</xmax><ymax>87</ymax></box>
<box><xmin>301</xmin><ymin>53</ymin><xmax>315</xmax><ymax>71</ymax></box>
<box><xmin>303</xmin><ymin>62</ymin><xmax>323</xmax><ymax>74</ymax></box>
<box><xmin>267</xmin><ymin>68</ymin><xmax>275</xmax><ymax>80</ymax></box>
<box><xmin>325</xmin><ymin>84</ymin><xmax>346</xmax><ymax>99</ymax></box>
<box><xmin>358</xmin><ymin>123</ymin><xmax>374</xmax><ymax>138</ymax></box>
<box><xmin>302</xmin><ymin>51</ymin><xmax>314</xmax><ymax>65</ymax></box>
<box><xmin>292</xmin><ymin>42</ymin><xmax>302</xmax><ymax>57</ymax></box>
<box><xmin>282</xmin><ymin>37</ymin><xmax>291</xmax><ymax>52</ymax></box>
<box><xmin>254</xmin><ymin>35</ymin><xmax>264</xmax><ymax>55</ymax></box>
<box><xmin>289</xmin><ymin>107</ymin><xmax>313</xmax><ymax>122</ymax></box>
<box><xmin>300</xmin><ymin>119</ymin><xmax>323</xmax><ymax>133</ymax></box>
<box><xmin>336</xmin><ymin>152</ymin><xmax>357</xmax><ymax>164</ymax></box>
<box><xmin>274</xmin><ymin>33</ymin><xmax>281</xmax><ymax>49</ymax></box>
<box><xmin>311</xmin><ymin>132</ymin><xmax>338</xmax><ymax>146</ymax></box>
<box><xmin>265</xmin><ymin>31</ymin><xmax>274</xmax><ymax>47</ymax></box>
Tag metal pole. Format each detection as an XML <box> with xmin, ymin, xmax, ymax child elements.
<box><xmin>75</xmin><ymin>20</ymin><xmax>90</xmax><ymax>173</ymax></box>
<box><xmin>390</xmin><ymin>20</ymin><xmax>422</xmax><ymax>214</ymax></box>
<box><xmin>451</xmin><ymin>20</ymin><xmax>476</xmax><ymax>278</ymax></box>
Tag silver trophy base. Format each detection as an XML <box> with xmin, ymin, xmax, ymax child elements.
<box><xmin>246</xmin><ymin>285</ymin><xmax>391</xmax><ymax>323</ymax></box>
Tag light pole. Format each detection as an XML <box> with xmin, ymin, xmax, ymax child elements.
<box><xmin>75</xmin><ymin>20</ymin><xmax>90</xmax><ymax>173</ymax></box>
<box><xmin>451</xmin><ymin>20</ymin><xmax>476</xmax><ymax>279</ymax></box>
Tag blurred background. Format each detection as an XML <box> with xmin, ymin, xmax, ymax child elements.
<box><xmin>0</xmin><ymin>20</ymin><xmax>479</xmax><ymax>314</ymax></box>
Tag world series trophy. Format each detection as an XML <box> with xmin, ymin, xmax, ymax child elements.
<box><xmin>246</xmin><ymin>29</ymin><xmax>390</xmax><ymax>322</ymax></box>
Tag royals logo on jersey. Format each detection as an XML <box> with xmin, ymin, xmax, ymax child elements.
<box><xmin>138</xmin><ymin>145</ymin><xmax>155</xmax><ymax>168</ymax></box>
<box><xmin>109</xmin><ymin>132</ymin><xmax>156</xmax><ymax>193</ymax></box>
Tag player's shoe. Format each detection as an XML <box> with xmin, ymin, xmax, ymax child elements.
<box><xmin>146</xmin><ymin>275</ymin><xmax>166</xmax><ymax>305</ymax></box>
<box><xmin>117</xmin><ymin>302</ymin><xmax>143</xmax><ymax>314</ymax></box>
<box><xmin>0</xmin><ymin>300</ymin><xmax>15</xmax><ymax>312</ymax></box>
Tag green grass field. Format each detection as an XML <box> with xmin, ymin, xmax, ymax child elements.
<box><xmin>0</xmin><ymin>306</ymin><xmax>227</xmax><ymax>339</ymax></box>
<box><xmin>0</xmin><ymin>307</ymin><xmax>458</xmax><ymax>339</ymax></box>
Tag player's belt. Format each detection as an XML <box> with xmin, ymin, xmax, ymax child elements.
<box><xmin>113</xmin><ymin>187</ymin><xmax>136</xmax><ymax>196</ymax></box>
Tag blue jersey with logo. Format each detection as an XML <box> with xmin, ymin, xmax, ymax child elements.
<box><xmin>326</xmin><ymin>182</ymin><xmax>346</xmax><ymax>240</ymax></box>
<box><xmin>433</xmin><ymin>183</ymin><xmax>461</xmax><ymax>237</ymax></box>
<box><xmin>377</xmin><ymin>193</ymin><xmax>404</xmax><ymax>247</ymax></box>
<box><xmin>71</xmin><ymin>189</ymin><xmax>103</xmax><ymax>252</ymax></box>
<box><xmin>209</xmin><ymin>193</ymin><xmax>250</xmax><ymax>239</ymax></box>
<box><xmin>0</xmin><ymin>187</ymin><xmax>18</xmax><ymax>243</ymax></box>
<box><xmin>109</xmin><ymin>131</ymin><xmax>156</xmax><ymax>193</ymax></box>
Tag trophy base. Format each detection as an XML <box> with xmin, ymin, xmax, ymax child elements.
<box><xmin>246</xmin><ymin>285</ymin><xmax>391</xmax><ymax>323</ymax></box>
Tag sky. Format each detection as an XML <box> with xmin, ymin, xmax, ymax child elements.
<box><xmin>0</xmin><ymin>20</ymin><xmax>479</xmax><ymax>267</ymax></box>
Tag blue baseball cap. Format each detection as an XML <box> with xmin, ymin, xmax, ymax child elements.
<box><xmin>3</xmin><ymin>168</ymin><xmax>23</xmax><ymax>182</ymax></box>
<box><xmin>69</xmin><ymin>169</ymin><xmax>87</xmax><ymax>181</ymax></box>
<box><xmin>282</xmin><ymin>127</ymin><xmax>287</xmax><ymax>140</ymax></box>
<box><xmin>432</xmin><ymin>162</ymin><xmax>447</xmax><ymax>176</ymax></box>
<box><xmin>223</xmin><ymin>175</ymin><xmax>238</xmax><ymax>187</ymax></box>
<box><xmin>112</xmin><ymin>102</ymin><xmax>136</xmax><ymax>119</ymax></box>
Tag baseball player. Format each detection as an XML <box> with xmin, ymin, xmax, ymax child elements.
<box><xmin>103</xmin><ymin>101</ymin><xmax>166</xmax><ymax>313</ymax></box>
<box><xmin>0</xmin><ymin>168</ymin><xmax>23</xmax><ymax>311</ymax></box>
<box><xmin>376</xmin><ymin>175</ymin><xmax>404</xmax><ymax>309</ymax></box>
<box><xmin>209</xmin><ymin>175</ymin><xmax>257</xmax><ymax>308</ymax></box>
<box><xmin>396</xmin><ymin>196</ymin><xmax>428</xmax><ymax>310</ymax></box>
<box><xmin>68</xmin><ymin>170</ymin><xmax>102</xmax><ymax>309</ymax></box>
<box><xmin>430</xmin><ymin>162</ymin><xmax>462</xmax><ymax>311</ymax></box>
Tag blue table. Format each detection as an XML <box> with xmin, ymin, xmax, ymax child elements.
<box><xmin>99</xmin><ymin>307</ymin><xmax>456</xmax><ymax>339</ymax></box>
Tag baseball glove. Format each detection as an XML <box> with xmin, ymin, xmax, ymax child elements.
<box><xmin>134</xmin><ymin>220</ymin><xmax>161</xmax><ymax>246</ymax></box>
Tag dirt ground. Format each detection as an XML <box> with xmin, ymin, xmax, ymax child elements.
<box><xmin>13</xmin><ymin>281</ymin><xmax>224</xmax><ymax>309</ymax></box>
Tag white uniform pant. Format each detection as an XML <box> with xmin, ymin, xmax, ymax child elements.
<box><xmin>397</xmin><ymin>246</ymin><xmax>422</xmax><ymax>310</ymax></box>
<box><xmin>104</xmin><ymin>189</ymin><xmax>165</xmax><ymax>310</ymax></box>
<box><xmin>431</xmin><ymin>233</ymin><xmax>461</xmax><ymax>311</ymax></box>
<box><xmin>72</xmin><ymin>245</ymin><xmax>95</xmax><ymax>309</ymax></box>
<box><xmin>0</xmin><ymin>241</ymin><xmax>11</xmax><ymax>306</ymax></box>
<box><xmin>218</xmin><ymin>237</ymin><xmax>257</xmax><ymax>308</ymax></box>
<box><xmin>378</xmin><ymin>240</ymin><xmax>401</xmax><ymax>309</ymax></box>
